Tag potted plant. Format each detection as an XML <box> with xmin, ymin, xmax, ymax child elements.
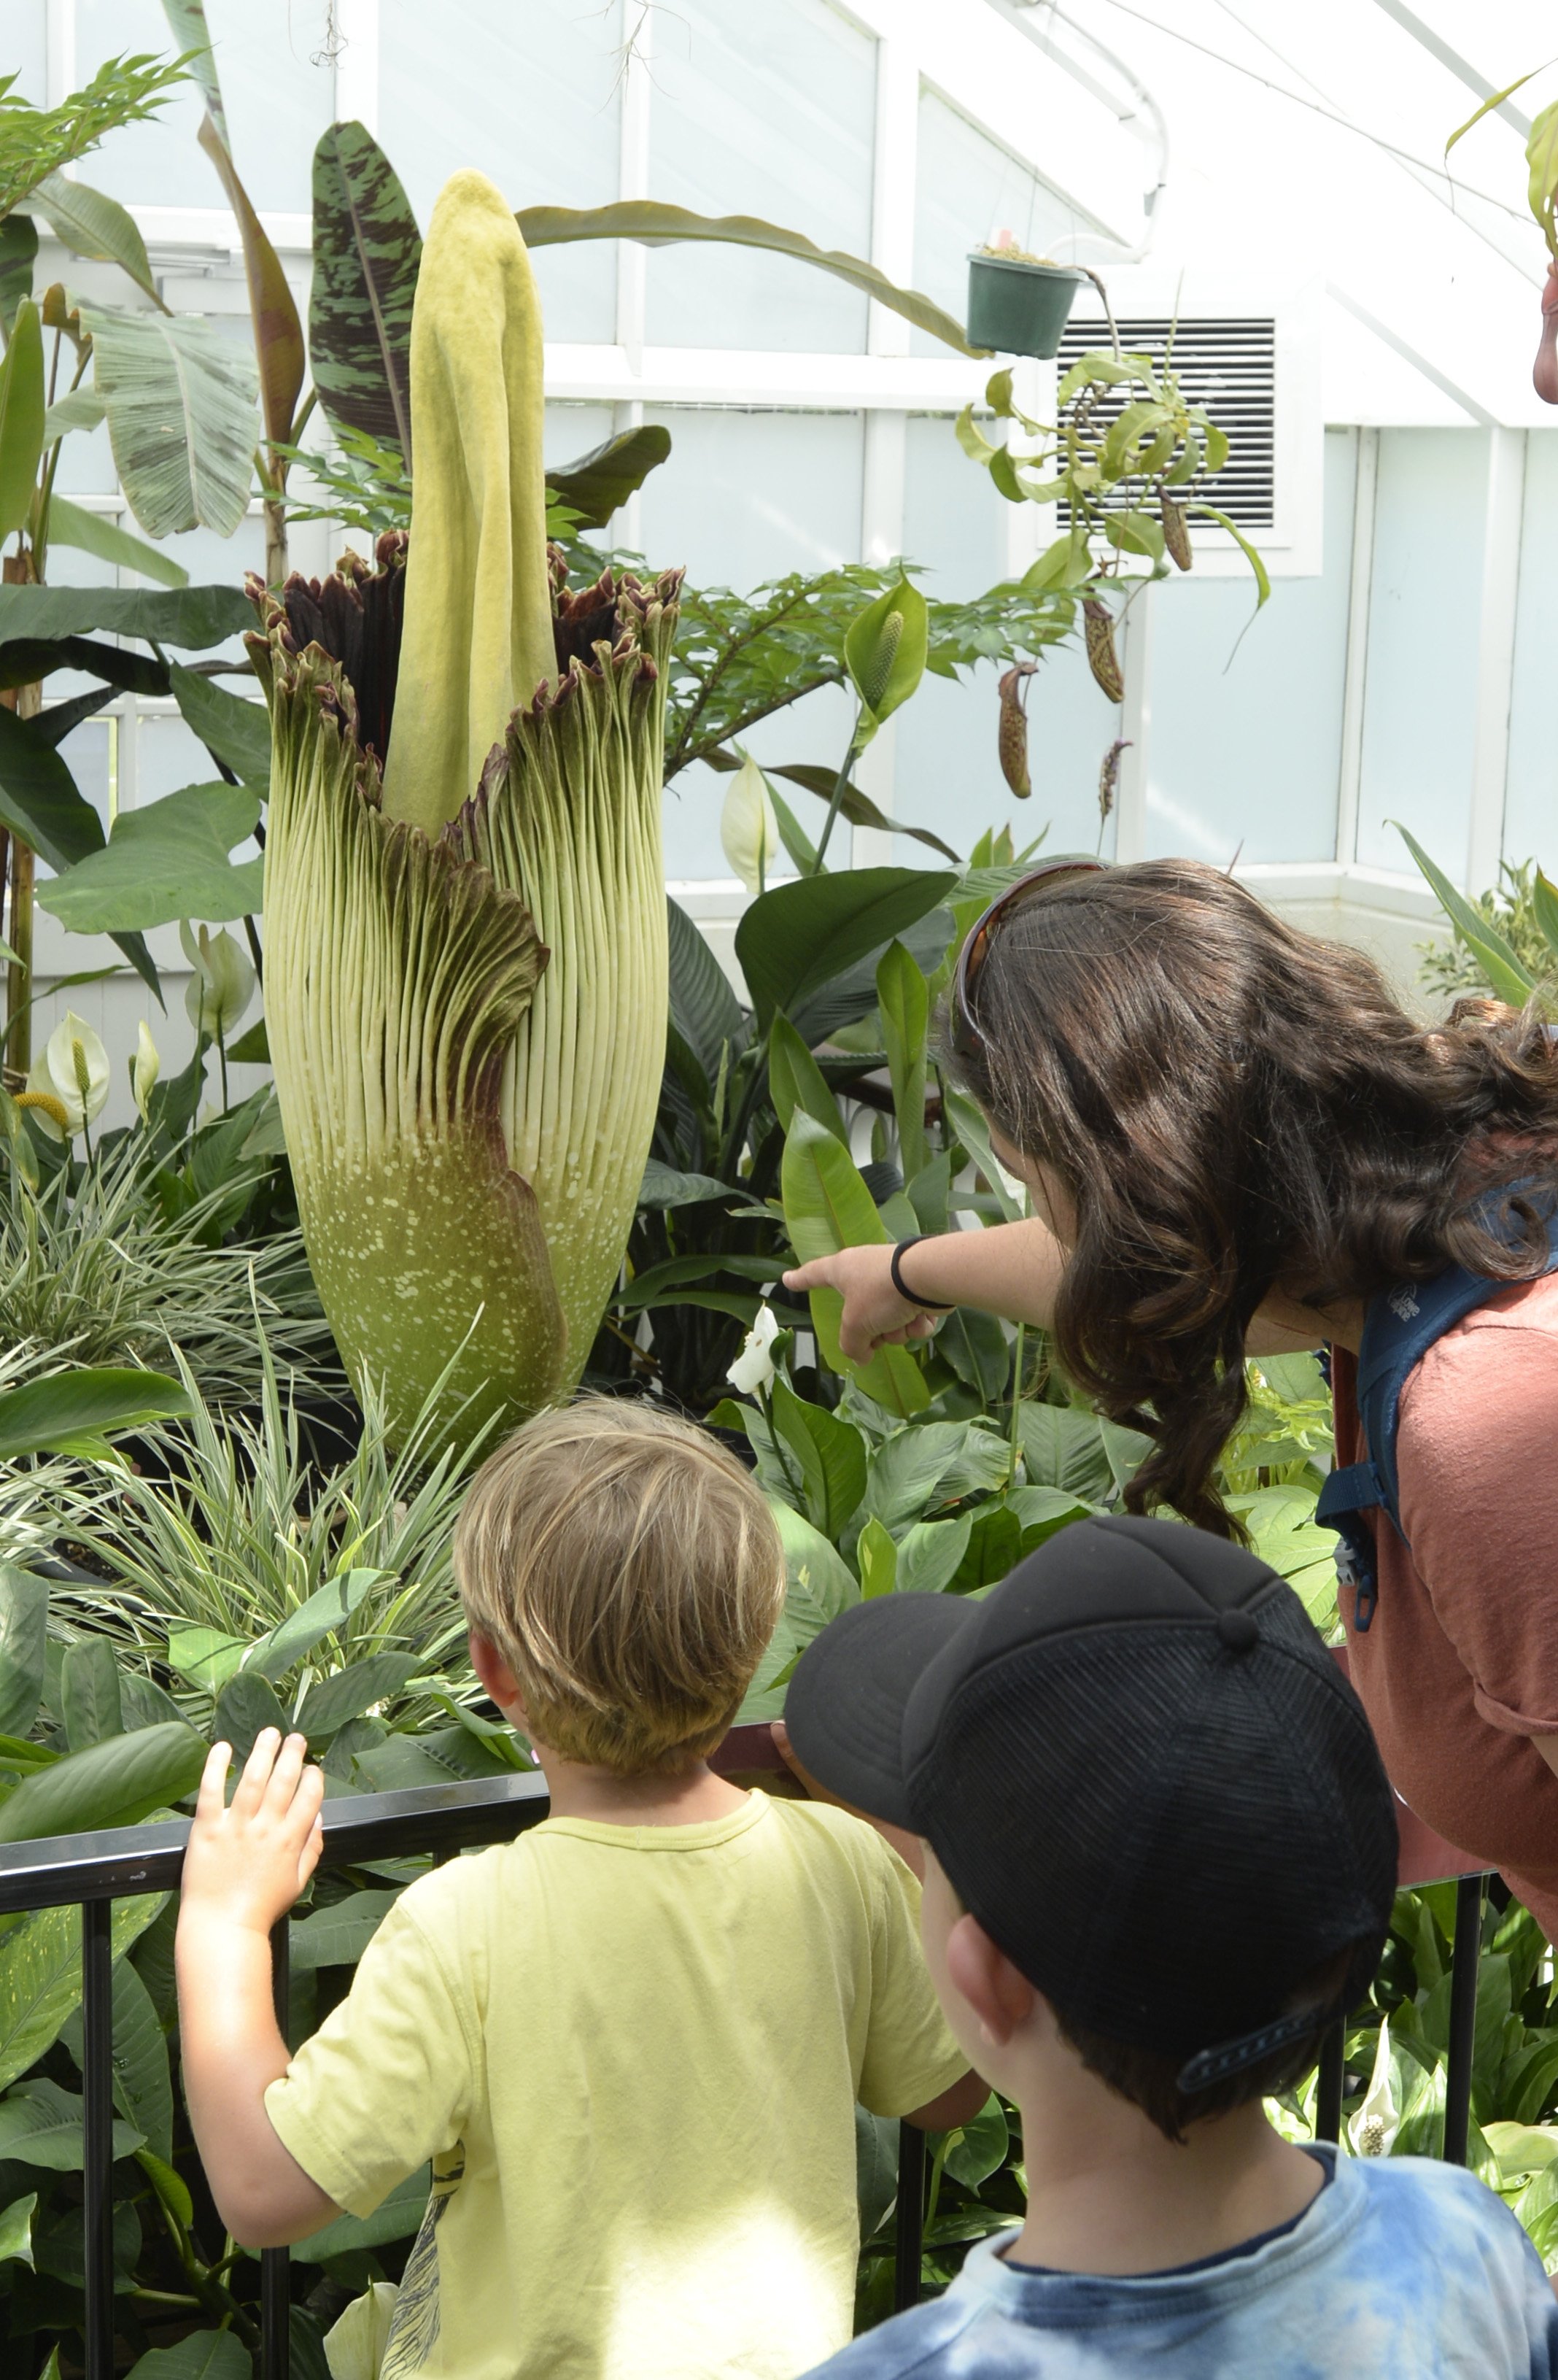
<box><xmin>966</xmin><ymin>234</ymin><xmax>1083</xmax><ymax>359</ymax></box>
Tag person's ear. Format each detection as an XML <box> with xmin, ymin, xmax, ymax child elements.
<box><xmin>469</xmin><ymin>1628</ymin><xmax>526</xmax><ymax>1722</ymax></box>
<box><xmin>944</xmin><ymin>1911</ymin><xmax>1036</xmax><ymax>2048</ymax></box>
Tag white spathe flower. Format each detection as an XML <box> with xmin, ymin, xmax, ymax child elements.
<box><xmin>23</xmin><ymin>1010</ymin><xmax>109</xmax><ymax>1141</ymax></box>
<box><xmin>720</xmin><ymin>754</ymin><xmax>781</xmax><ymax>895</ymax></box>
<box><xmin>132</xmin><ymin>1020</ymin><xmax>160</xmax><ymax>1122</ymax></box>
<box><xmin>181</xmin><ymin>920</ymin><xmax>255</xmax><ymax>1038</ymax></box>
<box><xmin>323</xmin><ymin>2279</ymin><xmax>399</xmax><ymax>2380</ymax></box>
<box><xmin>1347</xmin><ymin>2015</ymin><xmax>1400</xmax><ymax>2158</ymax></box>
<box><xmin>727</xmin><ymin>1303</ymin><xmax>783</xmax><ymax>1395</ymax></box>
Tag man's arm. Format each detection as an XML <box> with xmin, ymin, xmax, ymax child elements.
<box><xmin>176</xmin><ymin>1730</ymin><xmax>340</xmax><ymax>2249</ymax></box>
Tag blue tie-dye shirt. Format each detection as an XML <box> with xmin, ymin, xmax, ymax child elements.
<box><xmin>805</xmin><ymin>2149</ymin><xmax>1558</xmax><ymax>2379</ymax></box>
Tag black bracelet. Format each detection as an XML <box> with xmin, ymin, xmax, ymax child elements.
<box><xmin>890</xmin><ymin>1236</ymin><xmax>955</xmax><ymax>1311</ymax></box>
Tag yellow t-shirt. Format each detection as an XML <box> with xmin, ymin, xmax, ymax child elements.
<box><xmin>265</xmin><ymin>1792</ymin><xmax>966</xmax><ymax>2380</ymax></box>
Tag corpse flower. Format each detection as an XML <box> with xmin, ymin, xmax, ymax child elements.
<box><xmin>250</xmin><ymin>171</ymin><xmax>681</xmax><ymax>1437</ymax></box>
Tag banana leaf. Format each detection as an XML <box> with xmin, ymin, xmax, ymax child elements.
<box><xmin>515</xmin><ymin>202</ymin><xmax>983</xmax><ymax>357</ymax></box>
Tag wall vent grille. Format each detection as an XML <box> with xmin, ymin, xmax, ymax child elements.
<box><xmin>1055</xmin><ymin>317</ymin><xmax>1276</xmax><ymax>529</ymax></box>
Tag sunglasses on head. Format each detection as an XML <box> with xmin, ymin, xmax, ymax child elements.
<box><xmin>950</xmin><ymin>857</ymin><xmax>1107</xmax><ymax>1064</ymax></box>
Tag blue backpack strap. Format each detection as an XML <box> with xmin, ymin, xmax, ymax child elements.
<box><xmin>1314</xmin><ymin>1188</ymin><xmax>1558</xmax><ymax>1633</ymax></box>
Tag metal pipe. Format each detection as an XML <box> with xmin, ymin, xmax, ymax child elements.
<box><xmin>1315</xmin><ymin>2015</ymin><xmax>1345</xmax><ymax>2145</ymax></box>
<box><xmin>1443</xmin><ymin>1874</ymin><xmax>1487</xmax><ymax>2165</ymax></box>
<box><xmin>82</xmin><ymin>1898</ymin><xmax>115</xmax><ymax>2380</ymax></box>
<box><xmin>261</xmin><ymin>1912</ymin><xmax>292</xmax><ymax>2380</ymax></box>
<box><xmin>894</xmin><ymin>2123</ymin><xmax>927</xmax><ymax>2312</ymax></box>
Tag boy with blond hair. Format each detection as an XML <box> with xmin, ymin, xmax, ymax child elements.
<box><xmin>176</xmin><ymin>1399</ymin><xmax>980</xmax><ymax>2380</ymax></box>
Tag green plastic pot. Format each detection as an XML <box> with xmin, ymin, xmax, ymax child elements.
<box><xmin>966</xmin><ymin>254</ymin><xmax>1083</xmax><ymax>360</ymax></box>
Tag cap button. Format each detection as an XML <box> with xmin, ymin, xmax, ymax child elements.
<box><xmin>1216</xmin><ymin>1607</ymin><xmax>1260</xmax><ymax>1653</ymax></box>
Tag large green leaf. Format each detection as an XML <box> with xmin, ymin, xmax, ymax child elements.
<box><xmin>211</xmin><ymin>1671</ymin><xmax>288</xmax><ymax>1760</ymax></box>
<box><xmin>295</xmin><ymin>1654</ymin><xmax>422</xmax><ymax>1743</ymax></box>
<box><xmin>0</xmin><ymin>1566</ymin><xmax>47</xmax><ymax>1741</ymax></box>
<box><xmin>125</xmin><ymin>2333</ymin><xmax>250</xmax><ymax>2380</ymax></box>
<box><xmin>0</xmin><ymin>635</ymin><xmax>167</xmax><ymax>698</ymax></box>
<box><xmin>637</xmin><ymin>1159</ymin><xmax>734</xmax><ymax>1210</ymax></box>
<box><xmin>768</xmin><ymin>1011</ymin><xmax>847</xmax><ymax>1143</ymax></box>
<box><xmin>516</xmin><ymin>202</ymin><xmax>981</xmax><ymax>357</ymax></box>
<box><xmin>0</xmin><ymin>584</ymin><xmax>252</xmax><ymax>646</ymax></box>
<box><xmin>547</xmin><ymin>426</ymin><xmax>670</xmax><ymax>530</ymax></box>
<box><xmin>0</xmin><ymin>1367</ymin><xmax>191</xmax><ymax>1461</ymax></box>
<box><xmin>1395</xmin><ymin>823</ymin><xmax>1538</xmax><ymax>1009</ymax></box>
<box><xmin>877</xmin><ymin>940</ymin><xmax>929</xmax><ymax>1182</ymax></box>
<box><xmin>310</xmin><ymin>120</ymin><xmax>422</xmax><ymax>453</ymax></box>
<box><xmin>58</xmin><ymin>1954</ymin><xmax>173</xmax><ymax>2163</ymax></box>
<box><xmin>0</xmin><ymin>298</ymin><xmax>44</xmax><ymax>543</ymax></box>
<box><xmin>0</xmin><ymin>2189</ymin><xmax>34</xmax><ymax>2269</ymax></box>
<box><xmin>0</xmin><ymin>213</ymin><xmax>36</xmax><ymax>331</ymax></box>
<box><xmin>168</xmin><ymin>660</ymin><xmax>270</xmax><ymax>787</ymax></box>
<box><xmin>288</xmin><ymin>1888</ymin><xmax>398</xmax><ymax>1975</ymax></box>
<box><xmin>0</xmin><ymin>1893</ymin><xmax>163</xmax><ymax>2091</ymax></box>
<box><xmin>1016</xmin><ymin>1404</ymin><xmax>1116</xmax><ymax>1503</ymax></box>
<box><xmin>769</xmin><ymin>1378</ymin><xmax>867</xmax><ymax>1539</ymax></box>
<box><xmin>667</xmin><ymin>893</ymin><xmax>745</xmax><ymax>1077</ymax></box>
<box><xmin>43</xmin><ymin>495</ymin><xmax>190</xmax><ymax>589</ymax></box>
<box><xmin>864</xmin><ymin>1421</ymin><xmax>1010</xmax><ymax>1537</ymax></box>
<box><xmin>246</xmin><ymin>1566</ymin><xmax>382</xmax><ymax>1681</ymax></box>
<box><xmin>37</xmin><ymin>780</ymin><xmax>263</xmax><ymax>934</ymax></box>
<box><xmin>0</xmin><ymin>1723</ymin><xmax>205</xmax><ymax>1844</ymax></box>
<box><xmin>82</xmin><ymin>301</ymin><xmax>258</xmax><ymax>538</ymax></box>
<box><xmin>0</xmin><ymin>2077</ymin><xmax>142</xmax><ymax>2168</ymax></box>
<box><xmin>736</xmin><ymin>867</ymin><xmax>956</xmax><ymax>1029</ymax></box>
<box><xmin>781</xmin><ymin>1113</ymin><xmax>929</xmax><ymax>1418</ymax></box>
<box><xmin>61</xmin><ymin>1638</ymin><xmax>123</xmax><ymax>1753</ymax></box>
<box><xmin>31</xmin><ymin>171</ymin><xmax>160</xmax><ymax>305</ymax></box>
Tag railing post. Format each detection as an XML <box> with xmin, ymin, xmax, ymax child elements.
<box><xmin>894</xmin><ymin>2122</ymin><xmax>926</xmax><ymax>2312</ymax></box>
<box><xmin>82</xmin><ymin>1898</ymin><xmax>115</xmax><ymax>2380</ymax></box>
<box><xmin>1443</xmin><ymin>1871</ymin><xmax>1487</xmax><ymax>2165</ymax></box>
<box><xmin>261</xmin><ymin>1913</ymin><xmax>292</xmax><ymax>2380</ymax></box>
<box><xmin>1314</xmin><ymin>2014</ymin><xmax>1345</xmax><ymax>2145</ymax></box>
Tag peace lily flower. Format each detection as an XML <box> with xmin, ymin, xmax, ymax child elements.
<box><xmin>720</xmin><ymin>753</ymin><xmax>780</xmax><ymax>895</ymax></box>
<box><xmin>181</xmin><ymin>922</ymin><xmax>255</xmax><ymax>1040</ymax></box>
<box><xmin>1348</xmin><ymin>2016</ymin><xmax>1400</xmax><ymax>2158</ymax></box>
<box><xmin>728</xmin><ymin>1304</ymin><xmax>783</xmax><ymax>1395</ymax></box>
<box><xmin>132</xmin><ymin>1021</ymin><xmax>160</xmax><ymax>1122</ymax></box>
<box><xmin>18</xmin><ymin>1010</ymin><xmax>109</xmax><ymax>1143</ymax></box>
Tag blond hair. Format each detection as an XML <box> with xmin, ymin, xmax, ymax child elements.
<box><xmin>454</xmin><ymin>1398</ymin><xmax>785</xmax><ymax>1774</ymax></box>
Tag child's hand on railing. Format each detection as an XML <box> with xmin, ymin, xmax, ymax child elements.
<box><xmin>182</xmin><ymin>1726</ymin><xmax>325</xmax><ymax>1939</ymax></box>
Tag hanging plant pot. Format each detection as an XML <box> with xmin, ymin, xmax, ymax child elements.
<box><xmin>966</xmin><ymin>252</ymin><xmax>1082</xmax><ymax>360</ymax></box>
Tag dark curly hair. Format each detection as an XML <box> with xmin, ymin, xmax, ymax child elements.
<box><xmin>949</xmin><ymin>859</ymin><xmax>1558</xmax><ymax>1537</ymax></box>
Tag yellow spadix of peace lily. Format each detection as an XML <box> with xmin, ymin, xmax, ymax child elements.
<box><xmin>250</xmin><ymin>170</ymin><xmax>680</xmax><ymax>1438</ymax></box>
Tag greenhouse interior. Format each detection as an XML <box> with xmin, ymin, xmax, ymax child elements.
<box><xmin>0</xmin><ymin>2</ymin><xmax>1557</xmax><ymax>2376</ymax></box>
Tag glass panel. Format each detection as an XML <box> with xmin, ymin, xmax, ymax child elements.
<box><xmin>894</xmin><ymin>411</ymin><xmax>1111</xmax><ymax>863</ymax></box>
<box><xmin>911</xmin><ymin>88</ymin><xmax>1103</xmax><ymax>361</ymax></box>
<box><xmin>76</xmin><ymin>0</ymin><xmax>210</xmax><ymax>206</ymax></box>
<box><xmin>646</xmin><ymin>0</ymin><xmax>875</xmax><ymax>353</ymax></box>
<box><xmin>77</xmin><ymin>2</ymin><xmax>331</xmax><ymax>209</ymax></box>
<box><xmin>1146</xmin><ymin>428</ymin><xmax>1357</xmax><ymax>866</ymax></box>
<box><xmin>643</xmin><ymin>406</ymin><xmax>864</xmax><ymax>880</ymax></box>
<box><xmin>1357</xmin><ymin>429</ymin><xmax>1487</xmax><ymax>880</ymax></box>
<box><xmin>1</xmin><ymin>1</ymin><xmax>47</xmax><ymax>105</ymax></box>
<box><xmin>379</xmin><ymin>0</ymin><xmax>620</xmax><ymax>344</ymax></box>
<box><xmin>1504</xmin><ymin>430</ymin><xmax>1558</xmax><ymax>873</ymax></box>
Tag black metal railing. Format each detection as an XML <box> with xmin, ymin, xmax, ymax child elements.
<box><xmin>0</xmin><ymin>1782</ymin><xmax>1495</xmax><ymax>2379</ymax></box>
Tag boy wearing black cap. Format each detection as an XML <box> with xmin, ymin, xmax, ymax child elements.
<box><xmin>783</xmin><ymin>1512</ymin><xmax>1558</xmax><ymax>2377</ymax></box>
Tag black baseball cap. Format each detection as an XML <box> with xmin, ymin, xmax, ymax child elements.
<box><xmin>786</xmin><ymin>1513</ymin><xmax>1398</xmax><ymax>2094</ymax></box>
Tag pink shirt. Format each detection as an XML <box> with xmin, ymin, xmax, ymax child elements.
<box><xmin>1334</xmin><ymin>1270</ymin><xmax>1558</xmax><ymax>1940</ymax></box>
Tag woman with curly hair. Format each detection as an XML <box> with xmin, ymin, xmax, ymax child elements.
<box><xmin>785</xmin><ymin>858</ymin><xmax>1558</xmax><ymax>1933</ymax></box>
